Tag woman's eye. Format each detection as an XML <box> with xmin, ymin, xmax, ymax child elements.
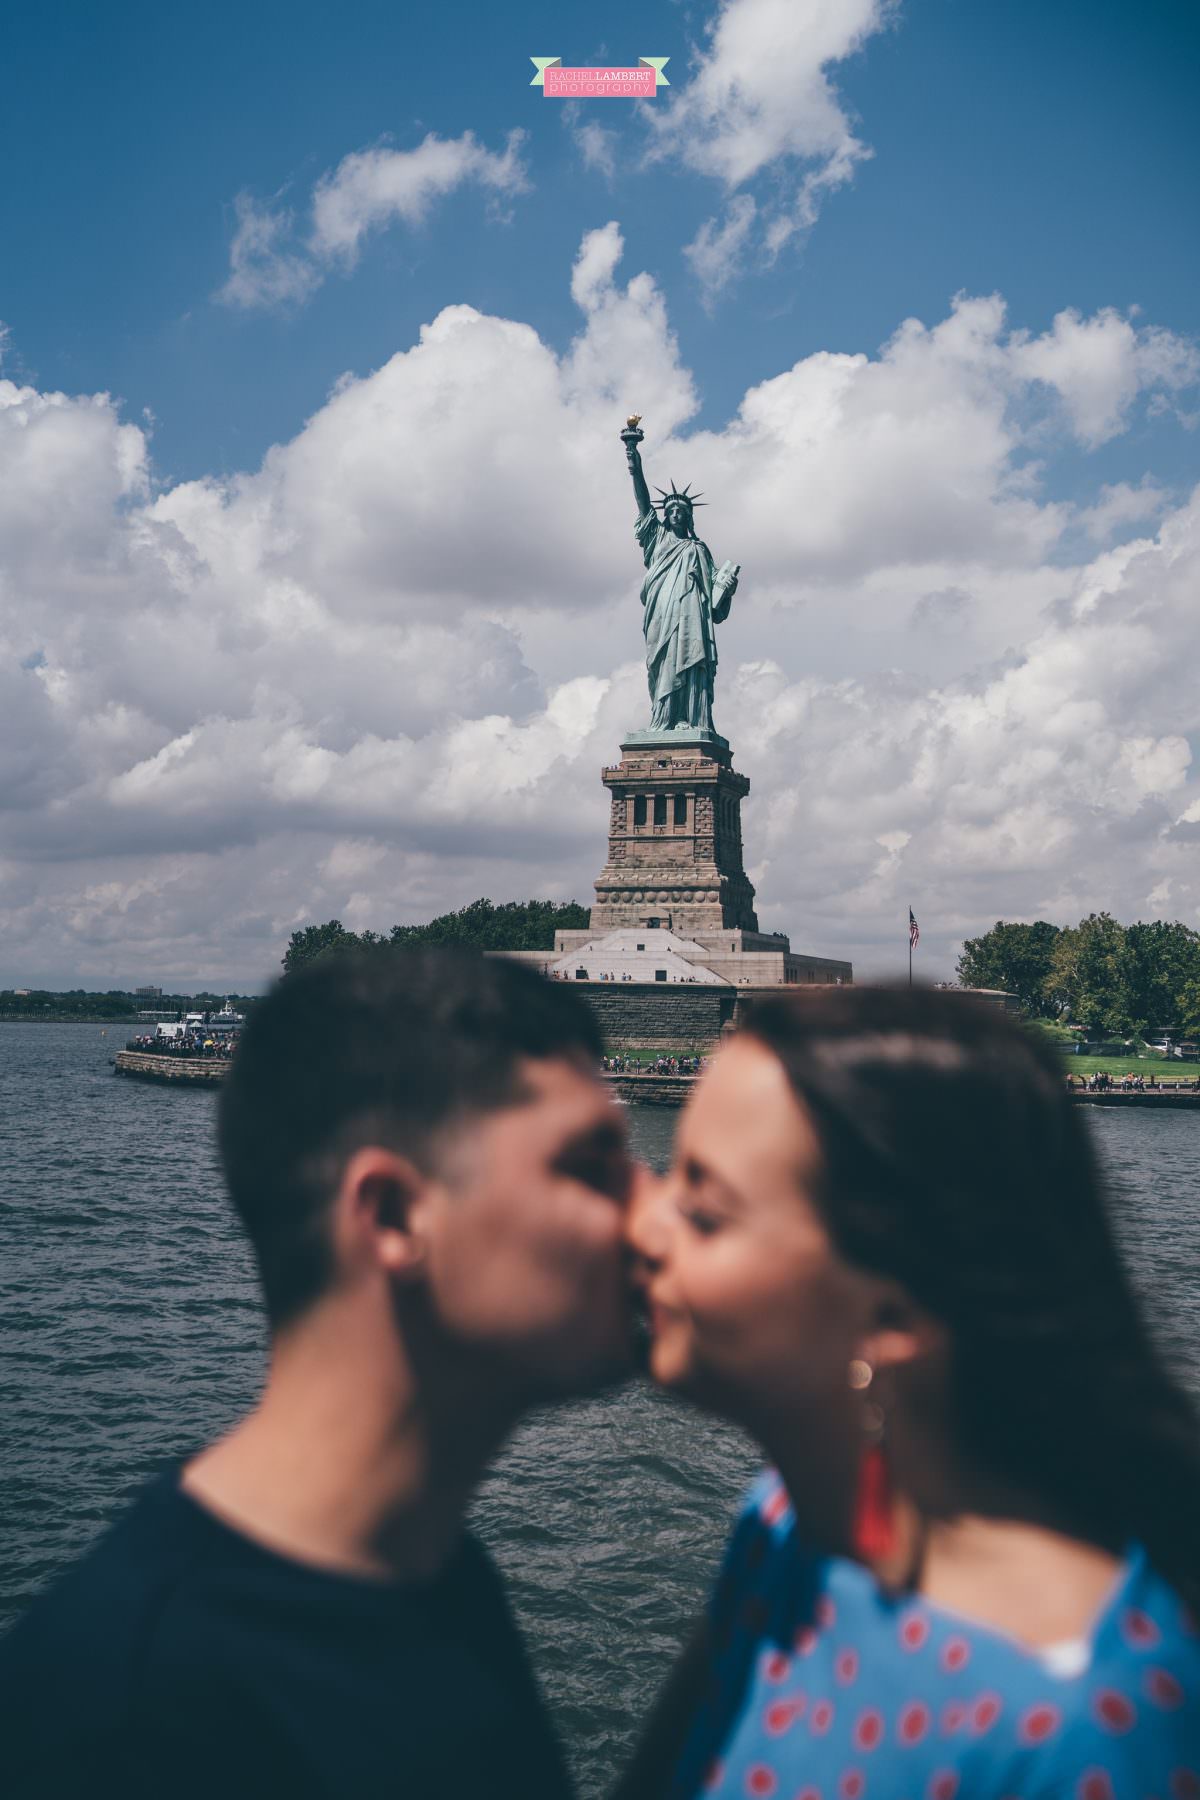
<box><xmin>680</xmin><ymin>1202</ymin><xmax>722</xmax><ymax>1236</ymax></box>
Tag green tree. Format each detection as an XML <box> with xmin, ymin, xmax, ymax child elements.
<box><xmin>1043</xmin><ymin>913</ymin><xmax>1128</xmax><ymax>1032</ymax></box>
<box><xmin>955</xmin><ymin>920</ymin><xmax>1061</xmax><ymax>1016</ymax></box>
<box><xmin>282</xmin><ymin>900</ymin><xmax>589</xmax><ymax>973</ymax></box>
<box><xmin>1115</xmin><ymin>920</ymin><xmax>1200</xmax><ymax>1038</ymax></box>
<box><xmin>281</xmin><ymin>919</ymin><xmax>363</xmax><ymax>975</ymax></box>
<box><xmin>1177</xmin><ymin>977</ymin><xmax>1200</xmax><ymax>1038</ymax></box>
<box><xmin>389</xmin><ymin>898</ymin><xmax>589</xmax><ymax>952</ymax></box>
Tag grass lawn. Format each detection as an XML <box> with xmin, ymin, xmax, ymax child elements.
<box><xmin>1061</xmin><ymin>1052</ymin><xmax>1198</xmax><ymax>1081</ymax></box>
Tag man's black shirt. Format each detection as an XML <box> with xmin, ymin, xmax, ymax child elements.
<box><xmin>0</xmin><ymin>1473</ymin><xmax>574</xmax><ymax>1799</ymax></box>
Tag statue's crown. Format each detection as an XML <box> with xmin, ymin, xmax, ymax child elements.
<box><xmin>654</xmin><ymin>483</ymin><xmax>706</xmax><ymax>512</ymax></box>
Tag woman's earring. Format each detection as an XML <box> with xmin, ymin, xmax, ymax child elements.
<box><xmin>848</xmin><ymin>1358</ymin><xmax>897</xmax><ymax>1561</ymax></box>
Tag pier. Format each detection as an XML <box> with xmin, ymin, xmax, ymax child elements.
<box><xmin>111</xmin><ymin>1053</ymin><xmax>1200</xmax><ymax>1109</ymax></box>
<box><xmin>113</xmin><ymin>1050</ymin><xmax>228</xmax><ymax>1084</ymax></box>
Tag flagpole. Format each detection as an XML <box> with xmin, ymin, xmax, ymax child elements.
<box><xmin>909</xmin><ymin>910</ymin><xmax>912</xmax><ymax>989</ymax></box>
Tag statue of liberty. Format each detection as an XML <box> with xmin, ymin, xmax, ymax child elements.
<box><xmin>621</xmin><ymin>417</ymin><xmax>740</xmax><ymax>735</ymax></box>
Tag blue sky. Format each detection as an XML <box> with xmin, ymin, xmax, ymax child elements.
<box><xmin>2</xmin><ymin>0</ymin><xmax>1200</xmax><ymax>988</ymax></box>
<box><xmin>3</xmin><ymin>0</ymin><xmax>1196</xmax><ymax>494</ymax></box>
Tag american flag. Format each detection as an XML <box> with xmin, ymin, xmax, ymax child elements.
<box><xmin>909</xmin><ymin>908</ymin><xmax>920</xmax><ymax>951</ymax></box>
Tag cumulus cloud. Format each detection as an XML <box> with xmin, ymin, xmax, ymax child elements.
<box><xmin>218</xmin><ymin>130</ymin><xmax>529</xmax><ymax>310</ymax></box>
<box><xmin>3</xmin><ymin>232</ymin><xmax>1200</xmax><ymax>986</ymax></box>
<box><xmin>1010</xmin><ymin>307</ymin><xmax>1200</xmax><ymax>447</ymax></box>
<box><xmin>645</xmin><ymin>0</ymin><xmax>893</xmax><ymax>287</ymax></box>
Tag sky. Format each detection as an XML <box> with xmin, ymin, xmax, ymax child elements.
<box><xmin>2</xmin><ymin>0</ymin><xmax>1199</xmax><ymax>989</ymax></box>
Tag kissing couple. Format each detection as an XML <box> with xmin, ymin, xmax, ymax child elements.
<box><xmin>3</xmin><ymin>951</ymin><xmax>1198</xmax><ymax>1797</ymax></box>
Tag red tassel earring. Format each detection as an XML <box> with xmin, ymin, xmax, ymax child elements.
<box><xmin>848</xmin><ymin>1358</ymin><xmax>898</xmax><ymax>1562</ymax></box>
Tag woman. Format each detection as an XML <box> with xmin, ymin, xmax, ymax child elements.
<box><xmin>622</xmin><ymin>987</ymin><xmax>1200</xmax><ymax>1798</ymax></box>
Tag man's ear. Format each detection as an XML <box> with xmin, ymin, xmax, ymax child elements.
<box><xmin>859</xmin><ymin>1282</ymin><xmax>946</xmax><ymax>1375</ymax></box>
<box><xmin>333</xmin><ymin>1148</ymin><xmax>431</xmax><ymax>1284</ymax></box>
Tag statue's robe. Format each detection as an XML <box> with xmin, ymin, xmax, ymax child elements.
<box><xmin>636</xmin><ymin>509</ymin><xmax>717</xmax><ymax>730</ymax></box>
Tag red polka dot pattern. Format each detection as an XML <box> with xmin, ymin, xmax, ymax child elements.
<box><xmin>970</xmin><ymin>1692</ymin><xmax>1002</xmax><ymax>1734</ymax></box>
<box><xmin>1019</xmin><ymin>1703</ymin><xmax>1061</xmax><ymax>1745</ymax></box>
<box><xmin>762</xmin><ymin>1486</ymin><xmax>790</xmax><ymax>1527</ymax></box>
<box><xmin>763</xmin><ymin>1698</ymin><xmax>805</xmax><ymax>1738</ymax></box>
<box><xmin>853</xmin><ymin>1708</ymin><xmax>884</xmax><ymax>1752</ymax></box>
<box><xmin>899</xmin><ymin>1701</ymin><xmax>931</xmax><ymax>1745</ymax></box>
<box><xmin>745</xmin><ymin>1764</ymin><xmax>777</xmax><ymax>1796</ymax></box>
<box><xmin>691</xmin><ymin>1476</ymin><xmax>1196</xmax><ymax>1800</ymax></box>
<box><xmin>1145</xmin><ymin>1667</ymin><xmax>1184</xmax><ymax>1710</ymax></box>
<box><xmin>1092</xmin><ymin>1689</ymin><xmax>1137</xmax><ymax>1735</ymax></box>
<box><xmin>1123</xmin><ymin>1608</ymin><xmax>1161</xmax><ymax>1649</ymax></box>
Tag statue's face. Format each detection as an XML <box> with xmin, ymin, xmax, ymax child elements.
<box><xmin>665</xmin><ymin>500</ymin><xmax>690</xmax><ymax>536</ymax></box>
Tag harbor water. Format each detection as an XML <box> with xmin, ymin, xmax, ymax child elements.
<box><xmin>2</xmin><ymin>1022</ymin><xmax>1198</xmax><ymax>1796</ymax></box>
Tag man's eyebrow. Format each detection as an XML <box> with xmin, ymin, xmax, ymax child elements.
<box><xmin>556</xmin><ymin>1118</ymin><xmax>628</xmax><ymax>1160</ymax></box>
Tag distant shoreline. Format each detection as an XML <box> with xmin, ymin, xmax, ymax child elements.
<box><xmin>2</xmin><ymin>1015</ymin><xmax>133</xmax><ymax>1026</ymax></box>
<box><xmin>110</xmin><ymin>1050</ymin><xmax>1200</xmax><ymax>1110</ymax></box>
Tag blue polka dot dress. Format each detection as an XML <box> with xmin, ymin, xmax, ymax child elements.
<box><xmin>670</xmin><ymin>1471</ymin><xmax>1200</xmax><ymax>1800</ymax></box>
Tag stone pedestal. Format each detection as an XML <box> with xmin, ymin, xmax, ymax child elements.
<box><xmin>590</xmin><ymin>731</ymin><xmax>759</xmax><ymax>935</ymax></box>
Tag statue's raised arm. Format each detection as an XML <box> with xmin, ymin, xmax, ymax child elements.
<box><xmin>621</xmin><ymin>415</ymin><xmax>652</xmax><ymax>519</ymax></box>
<box><xmin>618</xmin><ymin>415</ymin><xmax>739</xmax><ymax>738</ymax></box>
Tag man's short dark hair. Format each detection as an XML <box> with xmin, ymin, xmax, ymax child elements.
<box><xmin>218</xmin><ymin>949</ymin><xmax>604</xmax><ymax>1328</ymax></box>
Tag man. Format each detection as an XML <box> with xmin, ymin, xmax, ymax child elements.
<box><xmin>0</xmin><ymin>950</ymin><xmax>635</xmax><ymax>1798</ymax></box>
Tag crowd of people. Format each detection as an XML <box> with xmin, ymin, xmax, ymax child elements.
<box><xmin>602</xmin><ymin>1052</ymin><xmax>705</xmax><ymax>1075</ymax></box>
<box><xmin>1067</xmin><ymin>1068</ymin><xmax>1200</xmax><ymax>1091</ymax></box>
<box><xmin>124</xmin><ymin>1030</ymin><xmax>239</xmax><ymax>1059</ymax></box>
<box><xmin>549</xmin><ymin>970</ymin><xmax>707</xmax><ymax>983</ymax></box>
<box><xmin>6</xmin><ymin>954</ymin><xmax>1197</xmax><ymax>1798</ymax></box>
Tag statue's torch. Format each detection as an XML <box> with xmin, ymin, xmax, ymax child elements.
<box><xmin>620</xmin><ymin>414</ymin><xmax>644</xmax><ymax>463</ymax></box>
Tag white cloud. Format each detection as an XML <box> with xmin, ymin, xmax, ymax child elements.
<box><xmin>310</xmin><ymin>130</ymin><xmax>529</xmax><ymax>262</ymax></box>
<box><xmin>1074</xmin><ymin>479</ymin><xmax>1169</xmax><ymax>544</ymax></box>
<box><xmin>562</xmin><ymin>103</ymin><xmax>617</xmax><ymax>181</ymax></box>
<box><xmin>1010</xmin><ymin>307</ymin><xmax>1200</xmax><ymax>447</ymax></box>
<box><xmin>683</xmin><ymin>195</ymin><xmax>757</xmax><ymax>305</ymax></box>
<box><xmin>646</xmin><ymin>0</ymin><xmax>893</xmax><ymax>283</ymax></box>
<box><xmin>3</xmin><ymin>233</ymin><xmax>1200</xmax><ymax>987</ymax></box>
<box><xmin>218</xmin><ymin>130</ymin><xmax>529</xmax><ymax>310</ymax></box>
<box><xmin>218</xmin><ymin>192</ymin><xmax>321</xmax><ymax>311</ymax></box>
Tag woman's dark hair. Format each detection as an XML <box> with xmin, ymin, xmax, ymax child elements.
<box><xmin>743</xmin><ymin>984</ymin><xmax>1200</xmax><ymax>1608</ymax></box>
<box><xmin>219</xmin><ymin>948</ymin><xmax>603</xmax><ymax>1330</ymax></box>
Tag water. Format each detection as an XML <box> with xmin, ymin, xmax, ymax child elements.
<box><xmin>2</xmin><ymin>1024</ymin><xmax>1199</xmax><ymax>1795</ymax></box>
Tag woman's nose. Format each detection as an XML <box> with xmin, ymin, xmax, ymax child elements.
<box><xmin>627</xmin><ymin>1167</ymin><xmax>671</xmax><ymax>1266</ymax></box>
